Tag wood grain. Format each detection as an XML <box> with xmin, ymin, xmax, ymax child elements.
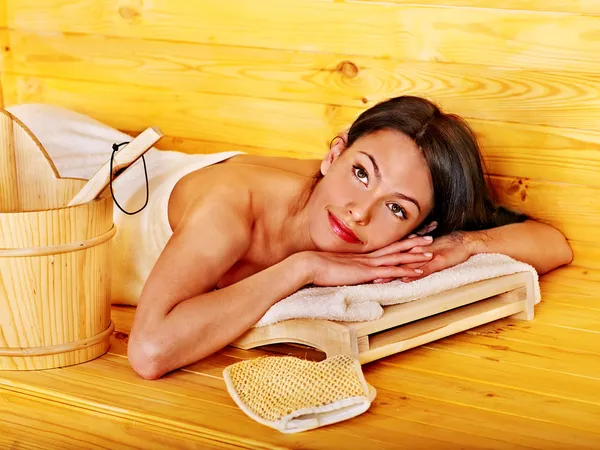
<box><xmin>3</xmin><ymin>73</ymin><xmax>599</xmax><ymax>184</ymax></box>
<box><xmin>6</xmin><ymin>31</ymin><xmax>600</xmax><ymax>131</ymax></box>
<box><xmin>8</xmin><ymin>0</ymin><xmax>600</xmax><ymax>73</ymax></box>
<box><xmin>489</xmin><ymin>174</ymin><xmax>600</xmax><ymax>242</ymax></box>
<box><xmin>356</xmin><ymin>0</ymin><xmax>600</xmax><ymax>14</ymax></box>
<box><xmin>0</xmin><ymin>388</ymin><xmax>245</xmax><ymax>449</ymax></box>
<box><xmin>2</xmin><ymin>74</ymin><xmax>597</xmax><ymax>246</ymax></box>
<box><xmin>2</xmin><ymin>309</ymin><xmax>600</xmax><ymax>449</ymax></box>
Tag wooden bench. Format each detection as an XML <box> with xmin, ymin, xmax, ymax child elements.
<box><xmin>1</xmin><ymin>0</ymin><xmax>599</xmax><ymax>448</ymax></box>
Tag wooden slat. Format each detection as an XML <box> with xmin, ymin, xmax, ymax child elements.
<box><xmin>467</xmin><ymin>316</ymin><xmax>600</xmax><ymax>355</ymax></box>
<box><xmin>2</xmin><ymin>74</ymin><xmax>597</xmax><ymax>246</ymax></box>
<box><xmin>356</xmin><ymin>0</ymin><xmax>600</xmax><ymax>14</ymax></box>
<box><xmin>3</xmin><ymin>305</ymin><xmax>600</xmax><ymax>447</ymax></box>
<box><xmin>0</xmin><ymin>355</ymin><xmax>513</xmax><ymax>450</ymax></box>
<box><xmin>488</xmin><ymin>175</ymin><xmax>600</xmax><ymax>243</ymax></box>
<box><xmin>6</xmin><ymin>31</ymin><xmax>600</xmax><ymax>131</ymax></box>
<box><xmin>364</xmin><ymin>359</ymin><xmax>600</xmax><ymax>434</ymax></box>
<box><xmin>8</xmin><ymin>0</ymin><xmax>600</xmax><ymax>73</ymax></box>
<box><xmin>425</xmin><ymin>333</ymin><xmax>600</xmax><ymax>382</ymax></box>
<box><xmin>477</xmin><ymin>121</ymin><xmax>600</xmax><ymax>188</ymax></box>
<box><xmin>569</xmin><ymin>242</ymin><xmax>600</xmax><ymax>271</ymax></box>
<box><xmin>4</xmin><ymin>71</ymin><xmax>600</xmax><ymax>187</ymax></box>
<box><xmin>0</xmin><ymin>388</ymin><xmax>232</xmax><ymax>450</ymax></box>
<box><xmin>0</xmin><ymin>0</ymin><xmax>6</xmax><ymax>29</ymax></box>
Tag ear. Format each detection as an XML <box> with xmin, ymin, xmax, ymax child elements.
<box><xmin>320</xmin><ymin>131</ymin><xmax>349</xmax><ymax>175</ymax></box>
<box><xmin>412</xmin><ymin>220</ymin><xmax>438</xmax><ymax>236</ymax></box>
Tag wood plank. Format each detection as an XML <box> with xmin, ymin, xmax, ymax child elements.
<box><xmin>539</xmin><ymin>265</ymin><xmax>600</xmax><ymax>308</ymax></box>
<box><xmin>356</xmin><ymin>0</ymin><xmax>600</xmax><ymax>14</ymax></box>
<box><xmin>477</xmin><ymin>121</ymin><xmax>600</xmax><ymax>189</ymax></box>
<box><xmin>155</xmin><ymin>129</ymin><xmax>600</xmax><ymax>189</ymax></box>
<box><xmin>569</xmin><ymin>242</ymin><xmax>600</xmax><ymax>271</ymax></box>
<box><xmin>0</xmin><ymin>0</ymin><xmax>5</xmax><ymax>29</ymax></box>
<box><xmin>425</xmin><ymin>332</ymin><xmax>600</xmax><ymax>382</ymax></box>
<box><xmin>363</xmin><ymin>359</ymin><xmax>600</xmax><ymax>434</ymax></box>
<box><xmin>8</xmin><ymin>0</ymin><xmax>600</xmax><ymax>73</ymax></box>
<box><xmin>6</xmin><ymin>305</ymin><xmax>600</xmax><ymax>448</ymax></box>
<box><xmin>2</xmin><ymin>74</ymin><xmax>597</xmax><ymax>246</ymax></box>
<box><xmin>0</xmin><ymin>388</ymin><xmax>234</xmax><ymax>449</ymax></box>
<box><xmin>7</xmin><ymin>31</ymin><xmax>600</xmax><ymax>131</ymax></box>
<box><xmin>4</xmin><ymin>72</ymin><xmax>600</xmax><ymax>186</ymax></box>
<box><xmin>488</xmin><ymin>174</ymin><xmax>600</xmax><ymax>243</ymax></box>
<box><xmin>0</xmin><ymin>356</ymin><xmax>516</xmax><ymax>450</ymax></box>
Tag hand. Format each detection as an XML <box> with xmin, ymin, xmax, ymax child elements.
<box><xmin>397</xmin><ymin>231</ymin><xmax>474</xmax><ymax>283</ymax></box>
<box><xmin>299</xmin><ymin>238</ymin><xmax>434</xmax><ymax>287</ymax></box>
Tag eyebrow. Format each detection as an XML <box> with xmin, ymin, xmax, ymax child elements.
<box><xmin>358</xmin><ymin>151</ymin><xmax>422</xmax><ymax>214</ymax></box>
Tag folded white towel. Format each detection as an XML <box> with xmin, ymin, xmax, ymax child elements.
<box><xmin>255</xmin><ymin>253</ymin><xmax>540</xmax><ymax>327</ymax></box>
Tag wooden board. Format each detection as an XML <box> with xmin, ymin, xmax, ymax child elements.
<box><xmin>232</xmin><ymin>273</ymin><xmax>535</xmax><ymax>364</ymax></box>
<box><xmin>8</xmin><ymin>0</ymin><xmax>600</xmax><ymax>73</ymax></box>
<box><xmin>356</xmin><ymin>0</ymin><xmax>600</xmax><ymax>14</ymax></box>
<box><xmin>3</xmin><ymin>292</ymin><xmax>600</xmax><ymax>448</ymax></box>
<box><xmin>6</xmin><ymin>31</ymin><xmax>600</xmax><ymax>131</ymax></box>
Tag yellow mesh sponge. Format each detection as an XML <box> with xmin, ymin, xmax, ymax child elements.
<box><xmin>223</xmin><ymin>354</ymin><xmax>376</xmax><ymax>434</ymax></box>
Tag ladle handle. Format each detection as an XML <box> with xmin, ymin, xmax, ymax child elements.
<box><xmin>67</xmin><ymin>127</ymin><xmax>163</xmax><ymax>206</ymax></box>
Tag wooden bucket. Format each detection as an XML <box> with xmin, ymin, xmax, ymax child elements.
<box><xmin>0</xmin><ymin>109</ymin><xmax>115</xmax><ymax>370</ymax></box>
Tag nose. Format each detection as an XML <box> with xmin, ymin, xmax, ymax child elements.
<box><xmin>346</xmin><ymin>201</ymin><xmax>370</xmax><ymax>224</ymax></box>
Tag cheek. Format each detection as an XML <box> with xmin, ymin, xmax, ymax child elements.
<box><xmin>364</xmin><ymin>214</ymin><xmax>416</xmax><ymax>248</ymax></box>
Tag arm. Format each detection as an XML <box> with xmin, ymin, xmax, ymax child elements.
<box><xmin>400</xmin><ymin>219</ymin><xmax>573</xmax><ymax>282</ymax></box>
<box><xmin>465</xmin><ymin>220</ymin><xmax>573</xmax><ymax>275</ymax></box>
<box><xmin>127</xmin><ymin>186</ymin><xmax>312</xmax><ymax>380</ymax></box>
<box><xmin>128</xmin><ymin>184</ymin><xmax>430</xmax><ymax>379</ymax></box>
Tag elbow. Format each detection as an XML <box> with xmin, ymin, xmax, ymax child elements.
<box><xmin>127</xmin><ymin>336</ymin><xmax>167</xmax><ymax>380</ymax></box>
<box><xmin>554</xmin><ymin>227</ymin><xmax>574</xmax><ymax>268</ymax></box>
<box><xmin>539</xmin><ymin>227</ymin><xmax>573</xmax><ymax>275</ymax></box>
<box><xmin>560</xmin><ymin>239</ymin><xmax>574</xmax><ymax>267</ymax></box>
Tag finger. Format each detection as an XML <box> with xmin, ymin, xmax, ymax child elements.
<box><xmin>400</xmin><ymin>256</ymin><xmax>447</xmax><ymax>282</ymax></box>
<box><xmin>372</xmin><ymin>277</ymin><xmax>395</xmax><ymax>284</ymax></box>
<box><xmin>401</xmin><ymin>261</ymin><xmax>429</xmax><ymax>270</ymax></box>
<box><xmin>367</xmin><ymin>236</ymin><xmax>434</xmax><ymax>257</ymax></box>
<box><xmin>361</xmin><ymin>252</ymin><xmax>433</xmax><ymax>266</ymax></box>
<box><xmin>408</xmin><ymin>244</ymin><xmax>435</xmax><ymax>254</ymax></box>
<box><xmin>373</xmin><ymin>266</ymin><xmax>424</xmax><ymax>279</ymax></box>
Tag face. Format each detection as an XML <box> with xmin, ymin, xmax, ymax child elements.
<box><xmin>306</xmin><ymin>129</ymin><xmax>434</xmax><ymax>253</ymax></box>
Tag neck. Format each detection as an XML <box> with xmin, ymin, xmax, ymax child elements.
<box><xmin>265</xmin><ymin>175</ymin><xmax>318</xmax><ymax>260</ymax></box>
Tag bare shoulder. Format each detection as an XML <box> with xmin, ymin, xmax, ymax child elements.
<box><xmin>224</xmin><ymin>153</ymin><xmax>321</xmax><ymax>177</ymax></box>
<box><xmin>169</xmin><ymin>155</ymin><xmax>316</xmax><ymax>230</ymax></box>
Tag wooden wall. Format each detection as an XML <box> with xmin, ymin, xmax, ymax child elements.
<box><xmin>1</xmin><ymin>0</ymin><xmax>598</xmax><ymax>298</ymax></box>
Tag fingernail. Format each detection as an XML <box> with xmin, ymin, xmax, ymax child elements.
<box><xmin>424</xmin><ymin>252</ymin><xmax>433</xmax><ymax>257</ymax></box>
<box><xmin>423</xmin><ymin>236</ymin><xmax>433</xmax><ymax>241</ymax></box>
<box><xmin>401</xmin><ymin>277</ymin><xmax>410</xmax><ymax>282</ymax></box>
<box><xmin>373</xmin><ymin>279</ymin><xmax>382</xmax><ymax>283</ymax></box>
<box><xmin>408</xmin><ymin>234</ymin><xmax>417</xmax><ymax>238</ymax></box>
<box><xmin>414</xmin><ymin>269</ymin><xmax>423</xmax><ymax>274</ymax></box>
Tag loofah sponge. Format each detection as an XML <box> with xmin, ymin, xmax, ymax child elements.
<box><xmin>223</xmin><ymin>354</ymin><xmax>376</xmax><ymax>434</ymax></box>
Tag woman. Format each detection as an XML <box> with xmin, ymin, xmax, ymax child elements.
<box><xmin>8</xmin><ymin>97</ymin><xmax>573</xmax><ymax>380</ymax></box>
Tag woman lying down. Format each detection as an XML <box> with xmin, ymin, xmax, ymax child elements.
<box><xmin>10</xmin><ymin>96</ymin><xmax>572</xmax><ymax>380</ymax></box>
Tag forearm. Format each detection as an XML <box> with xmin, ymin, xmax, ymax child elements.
<box><xmin>129</xmin><ymin>254</ymin><xmax>310</xmax><ymax>379</ymax></box>
<box><xmin>466</xmin><ymin>220</ymin><xmax>573</xmax><ymax>274</ymax></box>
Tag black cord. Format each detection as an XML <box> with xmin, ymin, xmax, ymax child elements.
<box><xmin>109</xmin><ymin>141</ymin><xmax>149</xmax><ymax>215</ymax></box>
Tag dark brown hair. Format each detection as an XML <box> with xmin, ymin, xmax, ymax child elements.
<box><xmin>307</xmin><ymin>96</ymin><xmax>528</xmax><ymax>237</ymax></box>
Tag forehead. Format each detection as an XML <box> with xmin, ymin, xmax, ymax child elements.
<box><xmin>349</xmin><ymin>129</ymin><xmax>433</xmax><ymax>205</ymax></box>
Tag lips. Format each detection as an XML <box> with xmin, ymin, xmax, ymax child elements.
<box><xmin>328</xmin><ymin>211</ymin><xmax>362</xmax><ymax>244</ymax></box>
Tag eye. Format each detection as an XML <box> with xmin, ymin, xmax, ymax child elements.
<box><xmin>387</xmin><ymin>203</ymin><xmax>406</xmax><ymax>220</ymax></box>
<box><xmin>353</xmin><ymin>165</ymin><xmax>369</xmax><ymax>185</ymax></box>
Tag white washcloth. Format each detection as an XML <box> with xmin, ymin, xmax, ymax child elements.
<box><xmin>255</xmin><ymin>253</ymin><xmax>540</xmax><ymax>327</ymax></box>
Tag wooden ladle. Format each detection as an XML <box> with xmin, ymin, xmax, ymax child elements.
<box><xmin>68</xmin><ymin>126</ymin><xmax>163</xmax><ymax>206</ymax></box>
